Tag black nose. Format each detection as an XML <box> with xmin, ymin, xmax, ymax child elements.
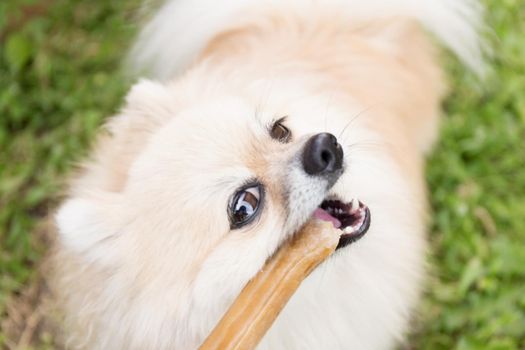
<box><xmin>302</xmin><ymin>133</ymin><xmax>343</xmax><ymax>175</ymax></box>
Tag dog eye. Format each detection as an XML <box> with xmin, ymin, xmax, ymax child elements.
<box><xmin>229</xmin><ymin>184</ymin><xmax>263</xmax><ymax>228</ymax></box>
<box><xmin>270</xmin><ymin>119</ymin><xmax>291</xmax><ymax>143</ymax></box>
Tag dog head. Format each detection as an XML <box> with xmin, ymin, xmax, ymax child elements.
<box><xmin>55</xmin><ymin>73</ymin><xmax>376</xmax><ymax>347</ymax></box>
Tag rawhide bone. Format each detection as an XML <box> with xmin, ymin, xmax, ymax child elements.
<box><xmin>199</xmin><ymin>220</ymin><xmax>341</xmax><ymax>350</ymax></box>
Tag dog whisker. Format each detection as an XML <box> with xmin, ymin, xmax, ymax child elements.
<box><xmin>343</xmin><ymin>141</ymin><xmax>385</xmax><ymax>153</ymax></box>
<box><xmin>337</xmin><ymin>105</ymin><xmax>375</xmax><ymax>140</ymax></box>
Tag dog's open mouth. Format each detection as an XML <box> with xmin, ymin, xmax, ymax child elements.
<box><xmin>313</xmin><ymin>198</ymin><xmax>371</xmax><ymax>249</ymax></box>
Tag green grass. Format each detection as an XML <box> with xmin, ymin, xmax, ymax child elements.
<box><xmin>0</xmin><ymin>0</ymin><xmax>137</xmax><ymax>346</ymax></box>
<box><xmin>415</xmin><ymin>1</ymin><xmax>525</xmax><ymax>348</ymax></box>
<box><xmin>0</xmin><ymin>0</ymin><xmax>524</xmax><ymax>348</ymax></box>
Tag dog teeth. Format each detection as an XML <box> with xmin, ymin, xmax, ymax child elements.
<box><xmin>343</xmin><ymin>226</ymin><xmax>354</xmax><ymax>234</ymax></box>
<box><xmin>350</xmin><ymin>198</ymin><xmax>359</xmax><ymax>213</ymax></box>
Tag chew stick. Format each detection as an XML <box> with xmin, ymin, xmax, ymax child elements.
<box><xmin>199</xmin><ymin>220</ymin><xmax>340</xmax><ymax>350</ymax></box>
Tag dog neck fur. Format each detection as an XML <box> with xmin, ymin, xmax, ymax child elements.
<box><xmin>129</xmin><ymin>0</ymin><xmax>485</xmax><ymax>79</ymax></box>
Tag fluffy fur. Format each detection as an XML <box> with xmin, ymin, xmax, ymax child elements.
<box><xmin>53</xmin><ymin>0</ymin><xmax>484</xmax><ymax>348</ymax></box>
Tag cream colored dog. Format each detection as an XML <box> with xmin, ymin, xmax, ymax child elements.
<box><xmin>53</xmin><ymin>0</ymin><xmax>484</xmax><ymax>348</ymax></box>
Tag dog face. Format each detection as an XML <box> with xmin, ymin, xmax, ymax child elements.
<box><xmin>56</xmin><ymin>74</ymin><xmax>379</xmax><ymax>347</ymax></box>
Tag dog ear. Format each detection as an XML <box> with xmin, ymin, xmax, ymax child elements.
<box><xmin>82</xmin><ymin>80</ymin><xmax>179</xmax><ymax>192</ymax></box>
<box><xmin>55</xmin><ymin>80</ymin><xmax>179</xmax><ymax>262</ymax></box>
<box><xmin>122</xmin><ymin>79</ymin><xmax>178</xmax><ymax>118</ymax></box>
<box><xmin>55</xmin><ymin>194</ymin><xmax>122</xmax><ymax>264</ymax></box>
<box><xmin>107</xmin><ymin>79</ymin><xmax>177</xmax><ymax>141</ymax></box>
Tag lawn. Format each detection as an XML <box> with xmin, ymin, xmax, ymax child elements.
<box><xmin>0</xmin><ymin>0</ymin><xmax>524</xmax><ymax>348</ymax></box>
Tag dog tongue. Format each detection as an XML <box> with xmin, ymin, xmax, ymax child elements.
<box><xmin>313</xmin><ymin>208</ymin><xmax>341</xmax><ymax>228</ymax></box>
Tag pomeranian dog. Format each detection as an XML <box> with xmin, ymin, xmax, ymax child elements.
<box><xmin>52</xmin><ymin>0</ymin><xmax>484</xmax><ymax>348</ymax></box>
